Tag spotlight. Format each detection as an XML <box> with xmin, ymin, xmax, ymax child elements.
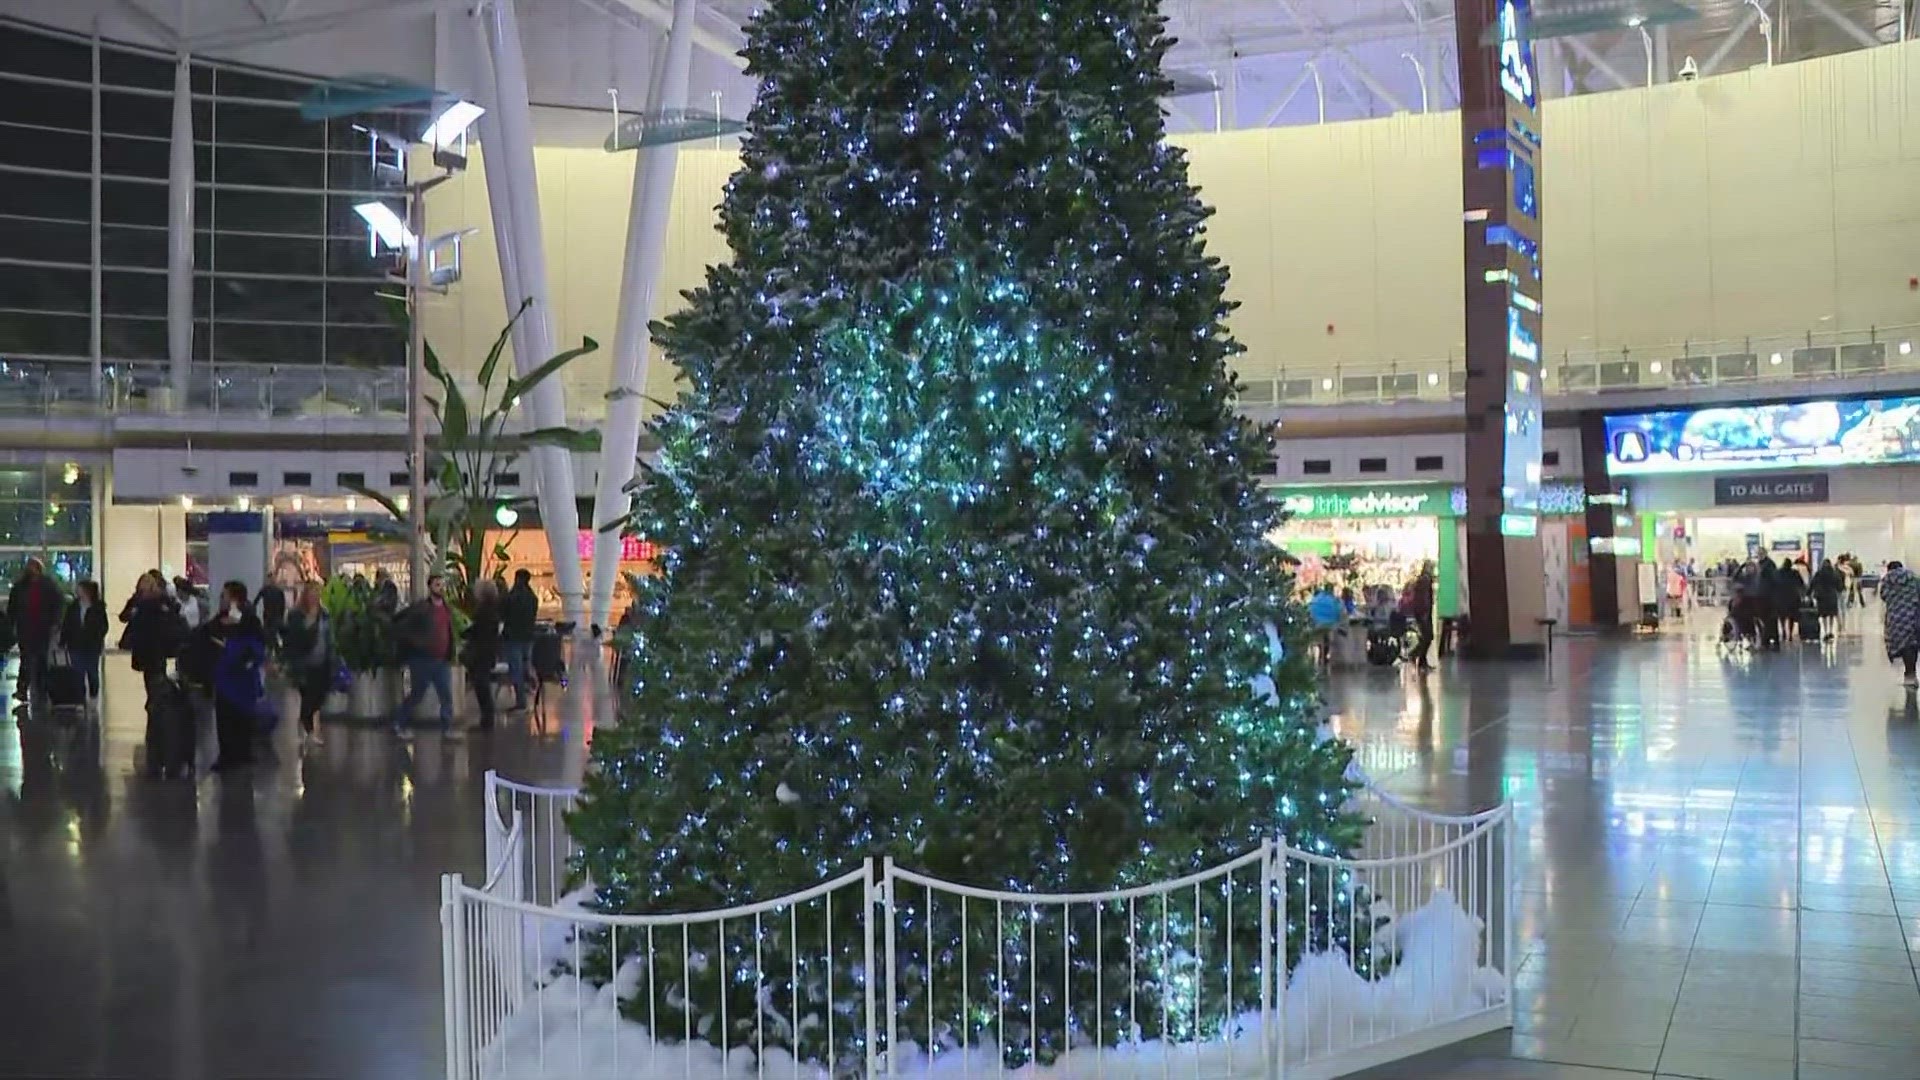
<box><xmin>354</xmin><ymin>201</ymin><xmax>414</xmax><ymax>253</ymax></box>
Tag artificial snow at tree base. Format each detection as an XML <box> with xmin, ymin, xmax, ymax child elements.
<box><xmin>441</xmin><ymin>776</ymin><xmax>1514</xmax><ymax>1080</ymax></box>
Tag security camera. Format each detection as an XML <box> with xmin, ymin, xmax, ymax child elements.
<box><xmin>1679</xmin><ymin>56</ymin><xmax>1699</xmax><ymax>81</ymax></box>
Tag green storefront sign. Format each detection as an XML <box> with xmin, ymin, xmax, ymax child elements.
<box><xmin>1274</xmin><ymin>484</ymin><xmax>1460</xmax><ymax>521</ymax></box>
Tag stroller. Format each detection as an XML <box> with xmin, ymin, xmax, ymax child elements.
<box><xmin>1365</xmin><ymin>612</ymin><xmax>1422</xmax><ymax>667</ymax></box>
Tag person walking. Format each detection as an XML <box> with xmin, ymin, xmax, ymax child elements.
<box><xmin>391</xmin><ymin>574</ymin><xmax>457</xmax><ymax>741</ymax></box>
<box><xmin>501</xmin><ymin>568</ymin><xmax>539</xmax><ymax>712</ymax></box>
<box><xmin>255</xmin><ymin>580</ymin><xmax>287</xmax><ymax>654</ymax></box>
<box><xmin>173</xmin><ymin>577</ymin><xmax>204</xmax><ymax>629</ymax></box>
<box><xmin>1811</xmin><ymin>558</ymin><xmax>1844</xmax><ymax>641</ymax></box>
<box><xmin>464</xmin><ymin>579</ymin><xmax>502</xmax><ymax>732</ymax></box>
<box><xmin>1883</xmin><ymin>561</ymin><xmax>1920</xmax><ymax>688</ymax></box>
<box><xmin>1408</xmin><ymin>563</ymin><xmax>1436</xmax><ymax>672</ymax></box>
<box><xmin>373</xmin><ymin>569</ymin><xmax>401</xmax><ymax>615</ymax></box>
<box><xmin>10</xmin><ymin>558</ymin><xmax>64</xmax><ymax>700</ymax></box>
<box><xmin>120</xmin><ymin>571</ymin><xmax>182</xmax><ymax>710</ymax></box>
<box><xmin>1772</xmin><ymin>556</ymin><xmax>1806</xmax><ymax>644</ymax></box>
<box><xmin>281</xmin><ymin>585</ymin><xmax>334</xmax><ymax>748</ymax></box>
<box><xmin>204</xmin><ymin>581</ymin><xmax>268</xmax><ymax>772</ymax></box>
<box><xmin>58</xmin><ymin>580</ymin><xmax>108</xmax><ymax>703</ymax></box>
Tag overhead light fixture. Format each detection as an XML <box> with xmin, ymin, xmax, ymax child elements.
<box><xmin>345</xmin><ymin>496</ymin><xmax>358</xmax><ymax>512</ymax></box>
<box><xmin>1901</xmin><ymin>341</ymin><xmax>1913</xmax><ymax>356</ymax></box>
<box><xmin>1321</xmin><ymin>378</ymin><xmax>1334</xmax><ymax>391</ymax></box>
<box><xmin>237</xmin><ymin>495</ymin><xmax>252</xmax><ymax>511</ymax></box>
<box><xmin>1649</xmin><ymin>360</ymin><xmax>1663</xmax><ymax>374</ymax></box>
<box><xmin>396</xmin><ymin>493</ymin><xmax>410</xmax><ymax>513</ymax></box>
<box><xmin>290</xmin><ymin>495</ymin><xmax>304</xmax><ymax>511</ymax></box>
<box><xmin>354</xmin><ymin>200</ymin><xmax>414</xmax><ymax>254</ymax></box>
<box><xmin>420</xmin><ymin>100</ymin><xmax>483</xmax><ymax>151</ymax></box>
<box><xmin>1770</xmin><ymin>352</ymin><xmax>1784</xmax><ymax>365</ymax></box>
<box><xmin>494</xmin><ymin>504</ymin><xmax>520</xmax><ymax>528</ymax></box>
<box><xmin>1427</xmin><ymin>372</ymin><xmax>1440</xmax><ymax>386</ymax></box>
<box><xmin>61</xmin><ymin>462</ymin><xmax>79</xmax><ymax>485</ymax></box>
<box><xmin>180</xmin><ymin>495</ymin><xmax>193</xmax><ymax>510</ymax></box>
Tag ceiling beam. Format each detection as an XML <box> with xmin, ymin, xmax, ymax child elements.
<box><xmin>1562</xmin><ymin>33</ymin><xmax>1633</xmax><ymax>91</ymax></box>
<box><xmin>187</xmin><ymin>0</ymin><xmax>447</xmax><ymax>50</ymax></box>
<box><xmin>111</xmin><ymin>0</ymin><xmax>178</xmax><ymax>45</ymax></box>
<box><xmin>600</xmin><ymin>0</ymin><xmax>748</xmax><ymax>70</ymax></box>
<box><xmin>1700</xmin><ymin>6</ymin><xmax>1761</xmax><ymax>75</ymax></box>
<box><xmin>1259</xmin><ymin>63</ymin><xmax>1317</xmax><ymax>126</ymax></box>
<box><xmin>1333</xmin><ymin>45</ymin><xmax>1407</xmax><ymax>113</ymax></box>
<box><xmin>1801</xmin><ymin>0</ymin><xmax>1882</xmax><ymax>48</ymax></box>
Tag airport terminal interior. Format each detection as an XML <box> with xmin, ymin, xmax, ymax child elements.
<box><xmin>2</xmin><ymin>1</ymin><xmax>1920</xmax><ymax>1078</ymax></box>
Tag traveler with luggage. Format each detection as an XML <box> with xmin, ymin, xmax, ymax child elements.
<box><xmin>9</xmin><ymin>558</ymin><xmax>63</xmax><ymax>700</ymax></box>
<box><xmin>501</xmin><ymin>568</ymin><xmax>539</xmax><ymax>712</ymax></box>
<box><xmin>280</xmin><ymin>584</ymin><xmax>334</xmax><ymax>748</ymax></box>
<box><xmin>57</xmin><ymin>579</ymin><xmax>108</xmax><ymax>704</ymax></box>
<box><xmin>1811</xmin><ymin>558</ymin><xmax>1844</xmax><ymax>641</ymax></box>
<box><xmin>390</xmin><ymin>574</ymin><xmax>458</xmax><ymax>741</ymax></box>
<box><xmin>204</xmin><ymin>581</ymin><xmax>269</xmax><ymax>773</ymax></box>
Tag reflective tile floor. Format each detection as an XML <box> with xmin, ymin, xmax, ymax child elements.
<box><xmin>2</xmin><ymin>629</ymin><xmax>1918</xmax><ymax>1078</ymax></box>
<box><xmin>1345</xmin><ymin>620</ymin><xmax>1920</xmax><ymax>1080</ymax></box>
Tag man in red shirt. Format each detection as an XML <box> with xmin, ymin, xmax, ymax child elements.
<box><xmin>10</xmin><ymin>558</ymin><xmax>63</xmax><ymax>700</ymax></box>
<box><xmin>391</xmin><ymin>574</ymin><xmax>459</xmax><ymax>741</ymax></box>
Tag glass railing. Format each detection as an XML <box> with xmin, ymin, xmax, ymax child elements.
<box><xmin>7</xmin><ymin>321</ymin><xmax>1918</xmax><ymax>424</ymax></box>
<box><xmin>1236</xmin><ymin>322</ymin><xmax>1920</xmax><ymax>410</ymax></box>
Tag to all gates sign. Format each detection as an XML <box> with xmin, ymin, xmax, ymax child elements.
<box><xmin>1713</xmin><ymin>473</ymin><xmax>1830</xmax><ymax>506</ymax></box>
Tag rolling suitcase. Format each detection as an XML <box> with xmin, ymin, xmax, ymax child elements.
<box><xmin>1798</xmin><ymin>607</ymin><xmax>1822</xmax><ymax>641</ymax></box>
<box><xmin>41</xmin><ymin>650</ymin><xmax>87</xmax><ymax>713</ymax></box>
<box><xmin>143</xmin><ymin>677</ymin><xmax>197</xmax><ymax>779</ymax></box>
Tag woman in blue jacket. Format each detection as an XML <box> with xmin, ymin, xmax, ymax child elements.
<box><xmin>205</xmin><ymin>580</ymin><xmax>268</xmax><ymax>773</ymax></box>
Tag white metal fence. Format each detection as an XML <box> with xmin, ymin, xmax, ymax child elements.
<box><xmin>484</xmin><ymin>770</ymin><xmax>581</xmax><ymax>909</ymax></box>
<box><xmin>444</xmin><ymin>778</ymin><xmax>1513</xmax><ymax>1080</ymax></box>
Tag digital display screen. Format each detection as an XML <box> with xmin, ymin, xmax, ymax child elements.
<box><xmin>1605</xmin><ymin>395</ymin><xmax>1920</xmax><ymax>475</ymax></box>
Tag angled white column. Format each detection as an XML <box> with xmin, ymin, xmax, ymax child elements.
<box><xmin>588</xmin><ymin>0</ymin><xmax>698</xmax><ymax>629</ymax></box>
<box><xmin>476</xmin><ymin>0</ymin><xmax>590</xmax><ymax>629</ymax></box>
<box><xmin>166</xmin><ymin>49</ymin><xmax>194</xmax><ymax>401</ymax></box>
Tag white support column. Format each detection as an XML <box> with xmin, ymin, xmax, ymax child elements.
<box><xmin>166</xmin><ymin>49</ymin><xmax>194</xmax><ymax>402</ymax></box>
<box><xmin>90</xmin><ymin>26</ymin><xmax>102</xmax><ymax>401</ymax></box>
<box><xmin>588</xmin><ymin>0</ymin><xmax>697</xmax><ymax>630</ymax></box>
<box><xmin>478</xmin><ymin>0</ymin><xmax>590</xmax><ymax>630</ymax></box>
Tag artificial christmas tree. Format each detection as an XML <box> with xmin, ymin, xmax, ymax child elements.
<box><xmin>570</xmin><ymin>0</ymin><xmax>1373</xmax><ymax>1068</ymax></box>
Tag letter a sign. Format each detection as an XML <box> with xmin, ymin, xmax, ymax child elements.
<box><xmin>1499</xmin><ymin>0</ymin><xmax>1536</xmax><ymax>108</ymax></box>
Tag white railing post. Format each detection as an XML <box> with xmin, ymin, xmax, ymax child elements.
<box><xmin>881</xmin><ymin>856</ymin><xmax>897</xmax><ymax>1077</ymax></box>
<box><xmin>441</xmin><ymin>874</ymin><xmax>469</xmax><ymax>1080</ymax></box>
<box><xmin>864</xmin><ymin>858</ymin><xmax>879</xmax><ymax>1080</ymax></box>
<box><xmin>1502</xmin><ymin>804</ymin><xmax>1517</xmax><ymax>1026</ymax></box>
<box><xmin>1261</xmin><ymin>839</ymin><xmax>1278</xmax><ymax>1080</ymax></box>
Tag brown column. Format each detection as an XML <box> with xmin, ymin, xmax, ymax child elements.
<box><xmin>1457</xmin><ymin>0</ymin><xmax>1547</xmax><ymax>659</ymax></box>
<box><xmin>1579</xmin><ymin>411</ymin><xmax>1622</xmax><ymax>627</ymax></box>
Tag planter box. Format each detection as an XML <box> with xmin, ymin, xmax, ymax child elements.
<box><xmin>346</xmin><ymin>670</ymin><xmax>399</xmax><ymax>719</ymax></box>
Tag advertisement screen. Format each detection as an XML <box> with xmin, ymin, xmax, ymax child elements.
<box><xmin>1605</xmin><ymin>395</ymin><xmax>1920</xmax><ymax>475</ymax></box>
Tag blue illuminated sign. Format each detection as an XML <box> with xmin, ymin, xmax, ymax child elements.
<box><xmin>1498</xmin><ymin>0</ymin><xmax>1537</xmax><ymax>110</ymax></box>
<box><xmin>1606</xmin><ymin>394</ymin><xmax>1920</xmax><ymax>475</ymax></box>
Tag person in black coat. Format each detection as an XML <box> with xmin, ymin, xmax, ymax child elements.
<box><xmin>58</xmin><ymin>580</ymin><xmax>109</xmax><ymax>701</ymax></box>
<box><xmin>1773</xmin><ymin>558</ymin><xmax>1807</xmax><ymax>644</ymax></box>
<box><xmin>1811</xmin><ymin>558</ymin><xmax>1844</xmax><ymax>641</ymax></box>
<box><xmin>120</xmin><ymin>571</ymin><xmax>183</xmax><ymax>710</ymax></box>
<box><xmin>501</xmin><ymin>569</ymin><xmax>539</xmax><ymax>712</ymax></box>
<box><xmin>463</xmin><ymin>580</ymin><xmax>502</xmax><ymax>732</ymax></box>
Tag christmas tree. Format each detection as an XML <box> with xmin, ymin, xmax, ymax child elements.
<box><xmin>571</xmin><ymin>0</ymin><xmax>1372</xmax><ymax>1067</ymax></box>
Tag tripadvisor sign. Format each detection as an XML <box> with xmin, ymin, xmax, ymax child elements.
<box><xmin>1276</xmin><ymin>485</ymin><xmax>1458</xmax><ymax>521</ymax></box>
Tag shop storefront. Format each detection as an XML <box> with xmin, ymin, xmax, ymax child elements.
<box><xmin>1270</xmin><ymin>481</ymin><xmax>1592</xmax><ymax>627</ymax></box>
<box><xmin>1268</xmin><ymin>483</ymin><xmax>1462</xmax><ymax>616</ymax></box>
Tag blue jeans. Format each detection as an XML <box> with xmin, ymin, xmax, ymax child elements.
<box><xmin>502</xmin><ymin>641</ymin><xmax>533</xmax><ymax>706</ymax></box>
<box><xmin>68</xmin><ymin>648</ymin><xmax>101</xmax><ymax>697</ymax></box>
<box><xmin>393</xmin><ymin>658</ymin><xmax>454</xmax><ymax>731</ymax></box>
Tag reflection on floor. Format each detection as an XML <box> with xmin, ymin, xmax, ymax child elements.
<box><xmin>1340</xmin><ymin>623</ymin><xmax>1920</xmax><ymax>1080</ymax></box>
<box><xmin>1</xmin><ymin>631</ymin><xmax>1917</xmax><ymax>1079</ymax></box>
